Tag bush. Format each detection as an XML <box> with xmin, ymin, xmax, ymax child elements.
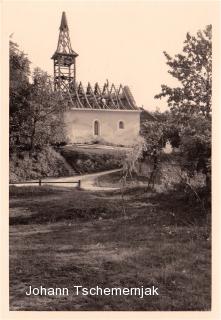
<box><xmin>60</xmin><ymin>147</ymin><xmax>124</xmax><ymax>174</ymax></box>
<box><xmin>10</xmin><ymin>146</ymin><xmax>75</xmax><ymax>182</ymax></box>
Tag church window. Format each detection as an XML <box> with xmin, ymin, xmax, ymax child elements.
<box><xmin>119</xmin><ymin>121</ymin><xmax>124</xmax><ymax>129</ymax></box>
<box><xmin>94</xmin><ymin>120</ymin><xmax>100</xmax><ymax>136</ymax></box>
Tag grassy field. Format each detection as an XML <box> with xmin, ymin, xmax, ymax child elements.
<box><xmin>9</xmin><ymin>185</ymin><xmax>211</xmax><ymax>311</ymax></box>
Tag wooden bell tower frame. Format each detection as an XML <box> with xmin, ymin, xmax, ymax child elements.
<box><xmin>51</xmin><ymin>12</ymin><xmax>78</xmax><ymax>93</ymax></box>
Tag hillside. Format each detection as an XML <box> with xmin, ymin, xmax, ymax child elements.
<box><xmin>9</xmin><ymin>147</ymin><xmax>75</xmax><ymax>183</ymax></box>
<box><xmin>59</xmin><ymin>144</ymin><xmax>128</xmax><ymax>174</ymax></box>
<box><xmin>9</xmin><ymin>144</ymin><xmax>130</xmax><ymax>182</ymax></box>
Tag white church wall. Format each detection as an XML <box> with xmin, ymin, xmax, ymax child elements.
<box><xmin>64</xmin><ymin>109</ymin><xmax>141</xmax><ymax>146</ymax></box>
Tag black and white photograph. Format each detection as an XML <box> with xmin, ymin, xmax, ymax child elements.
<box><xmin>1</xmin><ymin>0</ymin><xmax>219</xmax><ymax>315</ymax></box>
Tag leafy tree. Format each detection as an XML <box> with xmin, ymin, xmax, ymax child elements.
<box><xmin>9</xmin><ymin>41</ymin><xmax>31</xmax><ymax>150</ymax></box>
<box><xmin>155</xmin><ymin>25</ymin><xmax>212</xmax><ymax>119</ymax></box>
<box><xmin>9</xmin><ymin>40</ymin><xmax>67</xmax><ymax>152</ymax></box>
<box><xmin>178</xmin><ymin>115</ymin><xmax>211</xmax><ymax>189</ymax></box>
<box><xmin>153</xmin><ymin>26</ymin><xmax>212</xmax><ymax>190</ymax></box>
<box><xmin>141</xmin><ymin>111</ymin><xmax>181</xmax><ymax>150</ymax></box>
<box><xmin>27</xmin><ymin>68</ymin><xmax>67</xmax><ymax>150</ymax></box>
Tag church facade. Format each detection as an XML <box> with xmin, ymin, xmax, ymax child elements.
<box><xmin>52</xmin><ymin>12</ymin><xmax>141</xmax><ymax>146</ymax></box>
<box><xmin>64</xmin><ymin>108</ymin><xmax>140</xmax><ymax>146</ymax></box>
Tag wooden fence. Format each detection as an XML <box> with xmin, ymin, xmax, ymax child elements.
<box><xmin>9</xmin><ymin>179</ymin><xmax>81</xmax><ymax>188</ymax></box>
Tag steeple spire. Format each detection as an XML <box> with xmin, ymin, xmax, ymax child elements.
<box><xmin>60</xmin><ymin>11</ymin><xmax>69</xmax><ymax>31</ymax></box>
<box><xmin>51</xmin><ymin>12</ymin><xmax>78</xmax><ymax>93</ymax></box>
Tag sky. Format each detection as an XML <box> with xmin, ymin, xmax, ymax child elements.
<box><xmin>3</xmin><ymin>1</ymin><xmax>217</xmax><ymax>111</ymax></box>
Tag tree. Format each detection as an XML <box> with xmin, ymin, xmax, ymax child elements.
<box><xmin>155</xmin><ymin>25</ymin><xmax>212</xmax><ymax>119</ymax></box>
<box><xmin>27</xmin><ymin>68</ymin><xmax>67</xmax><ymax>150</ymax></box>
<box><xmin>178</xmin><ymin>115</ymin><xmax>211</xmax><ymax>189</ymax></box>
<box><xmin>9</xmin><ymin>40</ymin><xmax>31</xmax><ymax>150</ymax></box>
<box><xmin>9</xmin><ymin>41</ymin><xmax>67</xmax><ymax>152</ymax></box>
<box><xmin>154</xmin><ymin>25</ymin><xmax>212</xmax><ymax>190</ymax></box>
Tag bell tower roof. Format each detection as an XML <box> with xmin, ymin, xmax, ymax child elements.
<box><xmin>60</xmin><ymin>11</ymin><xmax>69</xmax><ymax>31</ymax></box>
<box><xmin>51</xmin><ymin>11</ymin><xmax>78</xmax><ymax>59</ymax></box>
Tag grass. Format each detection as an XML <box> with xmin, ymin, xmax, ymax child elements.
<box><xmin>60</xmin><ymin>144</ymin><xmax>129</xmax><ymax>156</ymax></box>
<box><xmin>9</xmin><ymin>185</ymin><xmax>211</xmax><ymax>311</ymax></box>
<box><xmin>94</xmin><ymin>170</ymin><xmax>151</xmax><ymax>188</ymax></box>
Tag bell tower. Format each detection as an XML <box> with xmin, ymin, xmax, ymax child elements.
<box><xmin>51</xmin><ymin>11</ymin><xmax>78</xmax><ymax>93</ymax></box>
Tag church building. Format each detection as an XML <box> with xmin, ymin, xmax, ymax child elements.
<box><xmin>52</xmin><ymin>12</ymin><xmax>141</xmax><ymax>146</ymax></box>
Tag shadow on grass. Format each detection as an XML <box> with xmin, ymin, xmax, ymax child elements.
<box><xmin>10</xmin><ymin>184</ymin><xmax>210</xmax><ymax>228</ymax></box>
<box><xmin>9</xmin><ymin>185</ymin><xmax>211</xmax><ymax>311</ymax></box>
<box><xmin>9</xmin><ymin>186</ymin><xmax>121</xmax><ymax>225</ymax></box>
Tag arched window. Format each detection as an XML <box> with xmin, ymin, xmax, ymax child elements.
<box><xmin>94</xmin><ymin>120</ymin><xmax>100</xmax><ymax>136</ymax></box>
<box><xmin>119</xmin><ymin>121</ymin><xmax>124</xmax><ymax>129</ymax></box>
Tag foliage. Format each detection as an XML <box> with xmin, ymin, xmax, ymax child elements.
<box><xmin>120</xmin><ymin>26</ymin><xmax>211</xmax><ymax>200</ymax></box>
<box><xmin>178</xmin><ymin>115</ymin><xmax>211</xmax><ymax>190</ymax></box>
<box><xmin>9</xmin><ymin>41</ymin><xmax>31</xmax><ymax>151</ymax></box>
<box><xmin>122</xmin><ymin>136</ymin><xmax>146</xmax><ymax>178</ymax></box>
<box><xmin>153</xmin><ymin>25</ymin><xmax>211</xmax><ymax>190</ymax></box>
<box><xmin>9</xmin><ymin>146</ymin><xmax>74</xmax><ymax>182</ymax></box>
<box><xmin>9</xmin><ymin>41</ymin><xmax>72</xmax><ymax>181</ymax></box>
<box><xmin>9</xmin><ymin>41</ymin><xmax>67</xmax><ymax>152</ymax></box>
<box><xmin>60</xmin><ymin>146</ymin><xmax>123</xmax><ymax>174</ymax></box>
<box><xmin>155</xmin><ymin>25</ymin><xmax>212</xmax><ymax>119</ymax></box>
<box><xmin>27</xmin><ymin>68</ymin><xmax>67</xmax><ymax>149</ymax></box>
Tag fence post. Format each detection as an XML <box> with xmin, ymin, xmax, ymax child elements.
<box><xmin>78</xmin><ymin>180</ymin><xmax>81</xmax><ymax>189</ymax></box>
<box><xmin>39</xmin><ymin>179</ymin><xmax>42</xmax><ymax>186</ymax></box>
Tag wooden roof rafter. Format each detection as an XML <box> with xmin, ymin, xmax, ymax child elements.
<box><xmin>94</xmin><ymin>83</ymin><xmax>107</xmax><ymax>109</ymax></box>
<box><xmin>78</xmin><ymin>82</ymin><xmax>93</xmax><ymax>109</ymax></box>
<box><xmin>118</xmin><ymin>84</ymin><xmax>128</xmax><ymax>110</ymax></box>
<box><xmin>123</xmin><ymin>87</ymin><xmax>137</xmax><ymax>110</ymax></box>
<box><xmin>110</xmin><ymin>84</ymin><xmax>122</xmax><ymax>110</ymax></box>
<box><xmin>107</xmin><ymin>84</ymin><xmax>118</xmax><ymax>110</ymax></box>
<box><xmin>101</xmin><ymin>82</ymin><xmax>116</xmax><ymax>109</ymax></box>
<box><xmin>102</xmin><ymin>83</ymin><xmax>108</xmax><ymax>96</ymax></box>
<box><xmin>96</xmin><ymin>83</ymin><xmax>108</xmax><ymax>109</ymax></box>
<box><xmin>94</xmin><ymin>82</ymin><xmax>102</xmax><ymax>96</ymax></box>
<box><xmin>111</xmin><ymin>84</ymin><xmax>125</xmax><ymax>110</ymax></box>
<box><xmin>74</xmin><ymin>83</ymin><xmax>85</xmax><ymax>108</ymax></box>
<box><xmin>62</xmin><ymin>80</ymin><xmax>139</xmax><ymax>111</ymax></box>
<box><xmin>122</xmin><ymin>87</ymin><xmax>134</xmax><ymax>110</ymax></box>
<box><xmin>86</xmin><ymin>82</ymin><xmax>101</xmax><ymax>109</ymax></box>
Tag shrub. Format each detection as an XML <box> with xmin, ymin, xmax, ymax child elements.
<box><xmin>10</xmin><ymin>146</ymin><xmax>75</xmax><ymax>182</ymax></box>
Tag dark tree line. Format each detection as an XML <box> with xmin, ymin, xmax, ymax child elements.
<box><xmin>10</xmin><ymin>40</ymin><xmax>67</xmax><ymax>153</ymax></box>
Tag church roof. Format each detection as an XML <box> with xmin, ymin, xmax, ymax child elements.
<box><xmin>67</xmin><ymin>82</ymin><xmax>140</xmax><ymax>110</ymax></box>
<box><xmin>140</xmin><ymin>108</ymin><xmax>158</xmax><ymax>121</ymax></box>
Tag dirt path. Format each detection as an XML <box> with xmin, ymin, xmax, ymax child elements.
<box><xmin>11</xmin><ymin>169</ymin><xmax>122</xmax><ymax>191</ymax></box>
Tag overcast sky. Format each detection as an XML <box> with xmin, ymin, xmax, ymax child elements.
<box><xmin>3</xmin><ymin>1</ymin><xmax>216</xmax><ymax>111</ymax></box>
